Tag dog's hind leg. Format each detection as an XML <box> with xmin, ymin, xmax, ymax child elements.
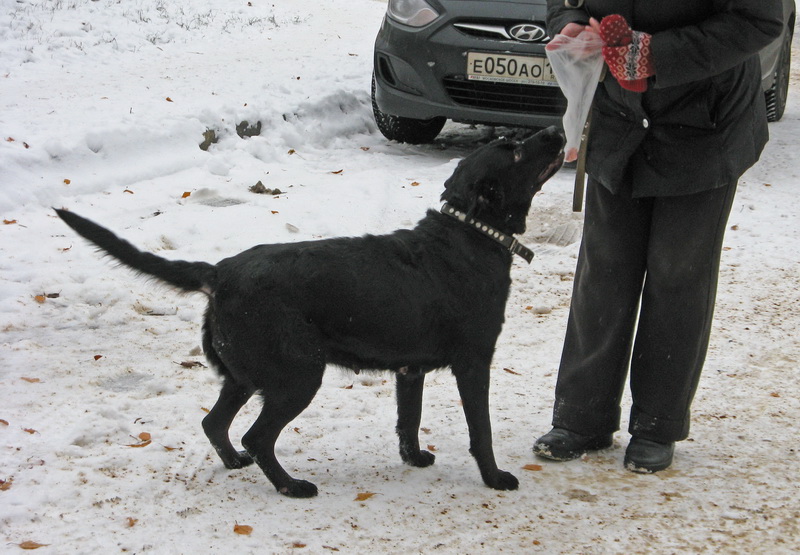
<box><xmin>395</xmin><ymin>369</ymin><xmax>435</xmax><ymax>467</ymax></box>
<box><xmin>202</xmin><ymin>378</ymin><xmax>255</xmax><ymax>469</ymax></box>
<box><xmin>452</xmin><ymin>363</ymin><xmax>519</xmax><ymax>491</ymax></box>
<box><xmin>241</xmin><ymin>366</ymin><xmax>324</xmax><ymax>498</ymax></box>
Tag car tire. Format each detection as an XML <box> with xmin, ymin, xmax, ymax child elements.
<box><xmin>371</xmin><ymin>76</ymin><xmax>446</xmax><ymax>144</ymax></box>
<box><xmin>765</xmin><ymin>30</ymin><xmax>792</xmax><ymax>123</ymax></box>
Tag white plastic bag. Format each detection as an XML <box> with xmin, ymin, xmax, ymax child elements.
<box><xmin>546</xmin><ymin>31</ymin><xmax>604</xmax><ymax>162</ymax></box>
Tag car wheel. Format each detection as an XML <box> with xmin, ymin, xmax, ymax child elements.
<box><xmin>371</xmin><ymin>76</ymin><xmax>446</xmax><ymax>144</ymax></box>
<box><xmin>765</xmin><ymin>30</ymin><xmax>792</xmax><ymax>122</ymax></box>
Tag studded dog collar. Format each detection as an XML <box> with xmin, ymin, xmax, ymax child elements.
<box><xmin>441</xmin><ymin>202</ymin><xmax>534</xmax><ymax>264</ymax></box>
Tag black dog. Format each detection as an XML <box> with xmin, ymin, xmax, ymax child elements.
<box><xmin>56</xmin><ymin>126</ymin><xmax>565</xmax><ymax>497</ymax></box>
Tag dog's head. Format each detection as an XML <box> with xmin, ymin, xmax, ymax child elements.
<box><xmin>440</xmin><ymin>126</ymin><xmax>565</xmax><ymax>235</ymax></box>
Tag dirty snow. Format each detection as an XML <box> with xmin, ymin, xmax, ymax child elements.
<box><xmin>1</xmin><ymin>0</ymin><xmax>798</xmax><ymax>553</ymax></box>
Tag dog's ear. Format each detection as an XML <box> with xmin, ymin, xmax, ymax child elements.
<box><xmin>441</xmin><ymin>173</ymin><xmax>504</xmax><ymax>221</ymax></box>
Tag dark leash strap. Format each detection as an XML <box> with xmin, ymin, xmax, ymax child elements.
<box><xmin>573</xmin><ymin>106</ymin><xmax>592</xmax><ymax>212</ymax></box>
<box><xmin>440</xmin><ymin>203</ymin><xmax>535</xmax><ymax>263</ymax></box>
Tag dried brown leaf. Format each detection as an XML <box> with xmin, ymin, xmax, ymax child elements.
<box><xmin>3</xmin><ymin>219</ymin><xmax>17</xmax><ymax>225</ymax></box>
<box><xmin>234</xmin><ymin>524</ymin><xmax>253</xmax><ymax>535</ymax></box>
<box><xmin>126</xmin><ymin>439</ymin><xmax>151</xmax><ymax>448</ymax></box>
<box><xmin>21</xmin><ymin>377</ymin><xmax>41</xmax><ymax>383</ymax></box>
<box><xmin>354</xmin><ymin>492</ymin><xmax>377</xmax><ymax>501</ymax></box>
<box><xmin>19</xmin><ymin>541</ymin><xmax>49</xmax><ymax>550</ymax></box>
<box><xmin>0</xmin><ymin>478</ymin><xmax>13</xmax><ymax>491</ymax></box>
<box><xmin>523</xmin><ymin>464</ymin><xmax>543</xmax><ymax>471</ymax></box>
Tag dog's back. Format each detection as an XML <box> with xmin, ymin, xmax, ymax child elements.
<box><xmin>207</xmin><ymin>211</ymin><xmax>513</xmax><ymax>376</ymax></box>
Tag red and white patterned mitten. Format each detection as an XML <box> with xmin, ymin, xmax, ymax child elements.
<box><xmin>598</xmin><ymin>14</ymin><xmax>653</xmax><ymax>93</ymax></box>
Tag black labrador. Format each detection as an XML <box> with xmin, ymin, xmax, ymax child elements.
<box><xmin>56</xmin><ymin>126</ymin><xmax>565</xmax><ymax>497</ymax></box>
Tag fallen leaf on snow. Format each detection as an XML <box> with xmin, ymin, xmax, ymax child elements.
<box><xmin>233</xmin><ymin>524</ymin><xmax>253</xmax><ymax>535</ymax></box>
<box><xmin>523</xmin><ymin>464</ymin><xmax>543</xmax><ymax>471</ymax></box>
<box><xmin>63</xmin><ymin>179</ymin><xmax>71</xmax><ymax>184</ymax></box>
<box><xmin>176</xmin><ymin>361</ymin><xmax>206</xmax><ymax>369</ymax></box>
<box><xmin>34</xmin><ymin>295</ymin><xmax>46</xmax><ymax>304</ymax></box>
<box><xmin>3</xmin><ymin>219</ymin><xmax>17</xmax><ymax>225</ymax></box>
<box><xmin>138</xmin><ymin>432</ymin><xmax>151</xmax><ymax>442</ymax></box>
<box><xmin>354</xmin><ymin>492</ymin><xmax>377</xmax><ymax>501</ymax></box>
<box><xmin>330</xmin><ymin>169</ymin><xmax>343</xmax><ymax>175</ymax></box>
<box><xmin>21</xmin><ymin>377</ymin><xmax>41</xmax><ymax>383</ymax></box>
<box><xmin>0</xmin><ymin>419</ymin><xmax>8</xmax><ymax>426</ymax></box>
<box><xmin>94</xmin><ymin>355</ymin><xmax>103</xmax><ymax>361</ymax></box>
<box><xmin>503</xmin><ymin>368</ymin><xmax>521</xmax><ymax>376</ymax></box>
<box><xmin>126</xmin><ymin>517</ymin><xmax>138</xmax><ymax>528</ymax></box>
<box><xmin>0</xmin><ymin>478</ymin><xmax>13</xmax><ymax>490</ymax></box>
<box><xmin>19</xmin><ymin>541</ymin><xmax>49</xmax><ymax>550</ymax></box>
<box><xmin>182</xmin><ymin>191</ymin><xmax>191</xmax><ymax>199</ymax></box>
<box><xmin>23</xmin><ymin>428</ymin><xmax>37</xmax><ymax>435</ymax></box>
<box><xmin>126</xmin><ymin>439</ymin><xmax>151</xmax><ymax>448</ymax></box>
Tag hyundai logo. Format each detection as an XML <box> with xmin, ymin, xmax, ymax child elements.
<box><xmin>508</xmin><ymin>23</ymin><xmax>548</xmax><ymax>42</ymax></box>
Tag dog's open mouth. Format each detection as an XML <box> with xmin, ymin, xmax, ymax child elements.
<box><xmin>537</xmin><ymin>149</ymin><xmax>566</xmax><ymax>183</ymax></box>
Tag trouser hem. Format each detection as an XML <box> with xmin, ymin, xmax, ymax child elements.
<box><xmin>552</xmin><ymin>399</ymin><xmax>621</xmax><ymax>437</ymax></box>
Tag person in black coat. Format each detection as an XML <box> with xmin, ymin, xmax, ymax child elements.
<box><xmin>534</xmin><ymin>0</ymin><xmax>784</xmax><ymax>472</ymax></box>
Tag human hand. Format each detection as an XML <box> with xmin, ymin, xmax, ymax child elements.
<box><xmin>593</xmin><ymin>15</ymin><xmax>654</xmax><ymax>92</ymax></box>
<box><xmin>546</xmin><ymin>22</ymin><xmax>600</xmax><ymax>56</ymax></box>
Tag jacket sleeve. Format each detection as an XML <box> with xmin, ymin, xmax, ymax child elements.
<box><xmin>651</xmin><ymin>0</ymin><xmax>784</xmax><ymax>88</ymax></box>
<box><xmin>546</xmin><ymin>0</ymin><xmax>590</xmax><ymax>38</ymax></box>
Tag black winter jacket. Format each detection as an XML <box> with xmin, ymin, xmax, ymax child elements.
<box><xmin>546</xmin><ymin>0</ymin><xmax>784</xmax><ymax>196</ymax></box>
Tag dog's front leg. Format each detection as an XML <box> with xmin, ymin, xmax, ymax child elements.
<box><xmin>395</xmin><ymin>368</ymin><xmax>435</xmax><ymax>468</ymax></box>
<box><xmin>453</xmin><ymin>365</ymin><xmax>519</xmax><ymax>491</ymax></box>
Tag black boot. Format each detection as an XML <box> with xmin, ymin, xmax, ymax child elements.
<box><xmin>624</xmin><ymin>437</ymin><xmax>675</xmax><ymax>473</ymax></box>
<box><xmin>533</xmin><ymin>428</ymin><xmax>613</xmax><ymax>461</ymax></box>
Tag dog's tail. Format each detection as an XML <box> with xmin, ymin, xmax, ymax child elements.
<box><xmin>55</xmin><ymin>208</ymin><xmax>216</xmax><ymax>294</ymax></box>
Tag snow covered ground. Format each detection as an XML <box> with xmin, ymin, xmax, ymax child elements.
<box><xmin>1</xmin><ymin>1</ymin><xmax>798</xmax><ymax>552</ymax></box>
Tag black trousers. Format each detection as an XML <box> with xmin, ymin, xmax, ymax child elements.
<box><xmin>552</xmin><ymin>178</ymin><xmax>737</xmax><ymax>443</ymax></box>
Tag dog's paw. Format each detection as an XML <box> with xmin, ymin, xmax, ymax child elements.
<box><xmin>485</xmin><ymin>470</ymin><xmax>519</xmax><ymax>491</ymax></box>
<box><xmin>402</xmin><ymin>449</ymin><xmax>436</xmax><ymax>468</ymax></box>
<box><xmin>278</xmin><ymin>479</ymin><xmax>319</xmax><ymax>498</ymax></box>
<box><xmin>222</xmin><ymin>450</ymin><xmax>255</xmax><ymax>469</ymax></box>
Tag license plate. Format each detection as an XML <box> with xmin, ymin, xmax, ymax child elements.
<box><xmin>467</xmin><ymin>52</ymin><xmax>558</xmax><ymax>86</ymax></box>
